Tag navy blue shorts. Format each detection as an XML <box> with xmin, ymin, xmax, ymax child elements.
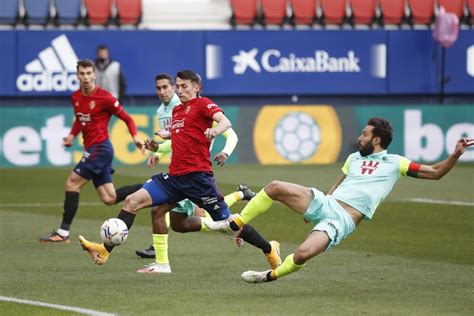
<box><xmin>73</xmin><ymin>139</ymin><xmax>115</xmax><ymax>188</ymax></box>
<box><xmin>142</xmin><ymin>172</ymin><xmax>230</xmax><ymax>221</ymax></box>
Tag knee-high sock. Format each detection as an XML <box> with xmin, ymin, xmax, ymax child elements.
<box><xmin>231</xmin><ymin>189</ymin><xmax>273</xmax><ymax>229</ymax></box>
<box><xmin>60</xmin><ymin>191</ymin><xmax>80</xmax><ymax>231</ymax></box>
<box><xmin>115</xmin><ymin>183</ymin><xmax>142</xmax><ymax>204</ymax></box>
<box><xmin>224</xmin><ymin>192</ymin><xmax>242</xmax><ymax>208</ymax></box>
<box><xmin>271</xmin><ymin>254</ymin><xmax>305</xmax><ymax>280</ymax></box>
<box><xmin>239</xmin><ymin>225</ymin><xmax>271</xmax><ymax>253</ymax></box>
<box><xmin>153</xmin><ymin>234</ymin><xmax>169</xmax><ymax>264</ymax></box>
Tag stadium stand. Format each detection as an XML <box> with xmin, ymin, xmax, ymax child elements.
<box><xmin>141</xmin><ymin>0</ymin><xmax>231</xmax><ymax>30</ymax></box>
<box><xmin>261</xmin><ymin>0</ymin><xmax>287</xmax><ymax>26</ymax></box>
<box><xmin>116</xmin><ymin>0</ymin><xmax>142</xmax><ymax>26</ymax></box>
<box><xmin>84</xmin><ymin>0</ymin><xmax>113</xmax><ymax>26</ymax></box>
<box><xmin>408</xmin><ymin>0</ymin><xmax>435</xmax><ymax>25</ymax></box>
<box><xmin>230</xmin><ymin>0</ymin><xmax>260</xmax><ymax>27</ymax></box>
<box><xmin>0</xmin><ymin>0</ymin><xmax>20</xmax><ymax>26</ymax></box>
<box><xmin>320</xmin><ymin>0</ymin><xmax>346</xmax><ymax>25</ymax></box>
<box><xmin>379</xmin><ymin>0</ymin><xmax>405</xmax><ymax>26</ymax></box>
<box><xmin>55</xmin><ymin>0</ymin><xmax>82</xmax><ymax>26</ymax></box>
<box><xmin>349</xmin><ymin>0</ymin><xmax>377</xmax><ymax>26</ymax></box>
<box><xmin>290</xmin><ymin>0</ymin><xmax>317</xmax><ymax>26</ymax></box>
<box><xmin>438</xmin><ymin>0</ymin><xmax>464</xmax><ymax>19</ymax></box>
<box><xmin>24</xmin><ymin>0</ymin><xmax>51</xmax><ymax>26</ymax></box>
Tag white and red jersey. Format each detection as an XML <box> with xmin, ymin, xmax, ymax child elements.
<box><xmin>70</xmin><ymin>86</ymin><xmax>137</xmax><ymax>149</ymax></box>
<box><xmin>169</xmin><ymin>97</ymin><xmax>223</xmax><ymax>176</ymax></box>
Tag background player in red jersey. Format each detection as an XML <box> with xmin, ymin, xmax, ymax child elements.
<box><xmin>79</xmin><ymin>70</ymin><xmax>281</xmax><ymax>271</ymax></box>
<box><xmin>40</xmin><ymin>59</ymin><xmax>144</xmax><ymax>243</ymax></box>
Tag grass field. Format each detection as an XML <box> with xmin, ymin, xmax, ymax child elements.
<box><xmin>1</xmin><ymin>164</ymin><xmax>473</xmax><ymax>315</ymax></box>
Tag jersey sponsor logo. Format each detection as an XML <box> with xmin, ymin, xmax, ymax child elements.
<box><xmin>89</xmin><ymin>101</ymin><xmax>95</xmax><ymax>110</ymax></box>
<box><xmin>114</xmin><ymin>100</ymin><xmax>119</xmax><ymax>107</ymax></box>
<box><xmin>207</xmin><ymin>104</ymin><xmax>217</xmax><ymax>109</ymax></box>
<box><xmin>16</xmin><ymin>35</ymin><xmax>79</xmax><ymax>92</ymax></box>
<box><xmin>76</xmin><ymin>112</ymin><xmax>91</xmax><ymax>124</ymax></box>
<box><xmin>360</xmin><ymin>160</ymin><xmax>379</xmax><ymax>175</ymax></box>
<box><xmin>171</xmin><ymin>119</ymin><xmax>185</xmax><ymax>133</ymax></box>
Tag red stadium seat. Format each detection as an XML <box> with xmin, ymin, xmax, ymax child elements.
<box><xmin>84</xmin><ymin>0</ymin><xmax>112</xmax><ymax>25</ymax></box>
<box><xmin>230</xmin><ymin>0</ymin><xmax>259</xmax><ymax>26</ymax></box>
<box><xmin>379</xmin><ymin>0</ymin><xmax>405</xmax><ymax>25</ymax></box>
<box><xmin>320</xmin><ymin>0</ymin><xmax>346</xmax><ymax>25</ymax></box>
<box><xmin>438</xmin><ymin>0</ymin><xmax>464</xmax><ymax>19</ymax></box>
<box><xmin>408</xmin><ymin>0</ymin><xmax>435</xmax><ymax>25</ymax></box>
<box><xmin>116</xmin><ymin>0</ymin><xmax>142</xmax><ymax>25</ymax></box>
<box><xmin>261</xmin><ymin>0</ymin><xmax>287</xmax><ymax>26</ymax></box>
<box><xmin>349</xmin><ymin>0</ymin><xmax>376</xmax><ymax>25</ymax></box>
<box><xmin>290</xmin><ymin>0</ymin><xmax>316</xmax><ymax>26</ymax></box>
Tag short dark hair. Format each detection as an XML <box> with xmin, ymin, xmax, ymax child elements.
<box><xmin>176</xmin><ymin>70</ymin><xmax>201</xmax><ymax>85</ymax></box>
<box><xmin>97</xmin><ymin>45</ymin><xmax>109</xmax><ymax>52</ymax></box>
<box><xmin>367</xmin><ymin>117</ymin><xmax>393</xmax><ymax>149</ymax></box>
<box><xmin>76</xmin><ymin>59</ymin><xmax>96</xmax><ymax>71</ymax></box>
<box><xmin>155</xmin><ymin>73</ymin><xmax>174</xmax><ymax>85</ymax></box>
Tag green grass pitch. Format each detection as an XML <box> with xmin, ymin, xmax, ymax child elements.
<box><xmin>1</xmin><ymin>164</ymin><xmax>473</xmax><ymax>315</ymax></box>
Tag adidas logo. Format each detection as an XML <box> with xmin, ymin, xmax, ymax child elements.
<box><xmin>16</xmin><ymin>34</ymin><xmax>79</xmax><ymax>92</ymax></box>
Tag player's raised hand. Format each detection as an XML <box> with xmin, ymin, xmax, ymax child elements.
<box><xmin>62</xmin><ymin>134</ymin><xmax>75</xmax><ymax>147</ymax></box>
<box><xmin>147</xmin><ymin>155</ymin><xmax>159</xmax><ymax>169</ymax></box>
<box><xmin>155</xmin><ymin>130</ymin><xmax>171</xmax><ymax>140</ymax></box>
<box><xmin>204</xmin><ymin>128</ymin><xmax>217</xmax><ymax>140</ymax></box>
<box><xmin>214</xmin><ymin>152</ymin><xmax>229</xmax><ymax>166</ymax></box>
<box><xmin>144</xmin><ymin>138</ymin><xmax>159</xmax><ymax>152</ymax></box>
<box><xmin>454</xmin><ymin>138</ymin><xmax>474</xmax><ymax>156</ymax></box>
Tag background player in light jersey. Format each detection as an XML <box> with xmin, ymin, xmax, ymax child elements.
<box><xmin>79</xmin><ymin>70</ymin><xmax>281</xmax><ymax>272</ymax></box>
<box><xmin>210</xmin><ymin>117</ymin><xmax>474</xmax><ymax>283</ymax></box>
<box><xmin>40</xmin><ymin>59</ymin><xmax>144</xmax><ymax>243</ymax></box>
<box><xmin>135</xmin><ymin>74</ymin><xmax>255</xmax><ymax>273</ymax></box>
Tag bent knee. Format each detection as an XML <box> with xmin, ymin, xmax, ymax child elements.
<box><xmin>264</xmin><ymin>180</ymin><xmax>284</xmax><ymax>198</ymax></box>
<box><xmin>123</xmin><ymin>194</ymin><xmax>140</xmax><ymax>211</ymax></box>
<box><xmin>170</xmin><ymin>221</ymin><xmax>186</xmax><ymax>233</ymax></box>
<box><xmin>293</xmin><ymin>246</ymin><xmax>312</xmax><ymax>264</ymax></box>
<box><xmin>101</xmin><ymin>197</ymin><xmax>116</xmax><ymax>206</ymax></box>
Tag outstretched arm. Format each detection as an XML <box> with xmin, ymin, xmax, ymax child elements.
<box><xmin>115</xmin><ymin>110</ymin><xmax>143</xmax><ymax>150</ymax></box>
<box><xmin>414</xmin><ymin>138</ymin><xmax>473</xmax><ymax>180</ymax></box>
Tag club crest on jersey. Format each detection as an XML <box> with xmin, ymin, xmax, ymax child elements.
<box><xmin>74</xmin><ymin>101</ymin><xmax>79</xmax><ymax>107</ymax></box>
<box><xmin>360</xmin><ymin>160</ymin><xmax>379</xmax><ymax>175</ymax></box>
<box><xmin>185</xmin><ymin>105</ymin><xmax>191</xmax><ymax>114</ymax></box>
<box><xmin>89</xmin><ymin>101</ymin><xmax>95</xmax><ymax>110</ymax></box>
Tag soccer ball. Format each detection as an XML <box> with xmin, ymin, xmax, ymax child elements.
<box><xmin>274</xmin><ymin>112</ymin><xmax>321</xmax><ymax>162</ymax></box>
<box><xmin>100</xmin><ymin>218</ymin><xmax>128</xmax><ymax>246</ymax></box>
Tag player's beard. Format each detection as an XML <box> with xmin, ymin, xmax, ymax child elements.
<box><xmin>359</xmin><ymin>141</ymin><xmax>375</xmax><ymax>157</ymax></box>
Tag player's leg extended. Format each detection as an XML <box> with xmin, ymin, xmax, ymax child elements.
<box><xmin>230</xmin><ymin>181</ymin><xmax>313</xmax><ymax>230</ymax></box>
<box><xmin>39</xmin><ymin>170</ymin><xmax>88</xmax><ymax>242</ymax></box>
<box><xmin>79</xmin><ymin>186</ymin><xmax>156</xmax><ymax>265</ymax></box>
<box><xmin>241</xmin><ymin>230</ymin><xmax>329</xmax><ymax>283</ymax></box>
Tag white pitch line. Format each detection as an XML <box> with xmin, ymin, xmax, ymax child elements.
<box><xmin>405</xmin><ymin>198</ymin><xmax>474</xmax><ymax>207</ymax></box>
<box><xmin>0</xmin><ymin>202</ymin><xmax>103</xmax><ymax>208</ymax></box>
<box><xmin>0</xmin><ymin>296</ymin><xmax>115</xmax><ymax>316</ymax></box>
